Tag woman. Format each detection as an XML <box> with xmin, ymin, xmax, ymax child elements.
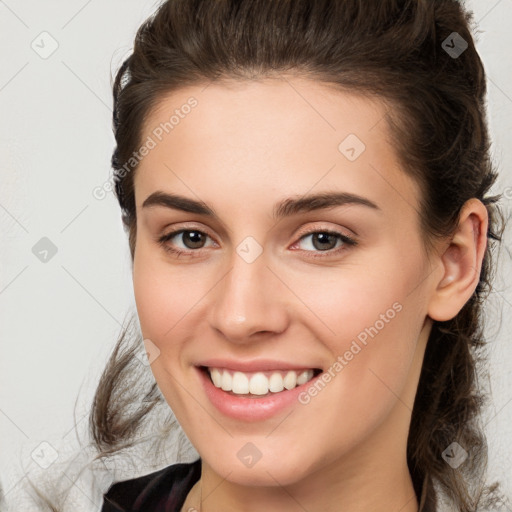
<box><xmin>26</xmin><ymin>0</ymin><xmax>509</xmax><ymax>511</ymax></box>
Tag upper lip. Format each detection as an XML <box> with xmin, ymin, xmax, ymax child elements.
<box><xmin>197</xmin><ymin>358</ymin><xmax>322</xmax><ymax>373</ymax></box>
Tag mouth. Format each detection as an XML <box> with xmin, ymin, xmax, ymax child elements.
<box><xmin>199</xmin><ymin>366</ymin><xmax>323</xmax><ymax>398</ymax></box>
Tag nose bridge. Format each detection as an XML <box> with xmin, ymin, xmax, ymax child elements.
<box><xmin>208</xmin><ymin>247</ymin><xmax>287</xmax><ymax>342</ymax></box>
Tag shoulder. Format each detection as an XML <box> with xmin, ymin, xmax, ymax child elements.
<box><xmin>101</xmin><ymin>458</ymin><xmax>201</xmax><ymax>512</ymax></box>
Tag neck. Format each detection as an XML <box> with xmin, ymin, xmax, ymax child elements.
<box><xmin>182</xmin><ymin>428</ymin><xmax>419</xmax><ymax>512</ymax></box>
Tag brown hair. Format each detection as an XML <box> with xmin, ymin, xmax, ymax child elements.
<box><xmin>24</xmin><ymin>0</ymin><xmax>509</xmax><ymax>510</ymax></box>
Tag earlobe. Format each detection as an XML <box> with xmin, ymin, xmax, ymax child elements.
<box><xmin>427</xmin><ymin>199</ymin><xmax>488</xmax><ymax>322</ymax></box>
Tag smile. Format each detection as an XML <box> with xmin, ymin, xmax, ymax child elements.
<box><xmin>196</xmin><ymin>360</ymin><xmax>325</xmax><ymax>421</ymax></box>
<box><xmin>204</xmin><ymin>367</ymin><xmax>322</xmax><ymax>397</ymax></box>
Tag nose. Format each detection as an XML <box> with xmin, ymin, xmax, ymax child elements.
<box><xmin>207</xmin><ymin>252</ymin><xmax>289</xmax><ymax>344</ymax></box>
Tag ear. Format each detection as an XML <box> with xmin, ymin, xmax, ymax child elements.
<box><xmin>427</xmin><ymin>198</ymin><xmax>489</xmax><ymax>322</ymax></box>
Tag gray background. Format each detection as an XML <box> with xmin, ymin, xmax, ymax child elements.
<box><xmin>1</xmin><ymin>0</ymin><xmax>511</xmax><ymax>510</ymax></box>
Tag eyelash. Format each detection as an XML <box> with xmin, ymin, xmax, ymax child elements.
<box><xmin>157</xmin><ymin>226</ymin><xmax>358</xmax><ymax>260</ymax></box>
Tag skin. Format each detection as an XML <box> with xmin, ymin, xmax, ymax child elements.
<box><xmin>131</xmin><ymin>77</ymin><xmax>488</xmax><ymax>512</ymax></box>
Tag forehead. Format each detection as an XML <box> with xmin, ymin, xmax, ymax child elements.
<box><xmin>141</xmin><ymin>77</ymin><xmax>390</xmax><ymax>157</ymax></box>
<box><xmin>134</xmin><ymin>77</ymin><xmax>420</xmax><ymax>223</ymax></box>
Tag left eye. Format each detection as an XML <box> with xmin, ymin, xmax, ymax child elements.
<box><xmin>294</xmin><ymin>231</ymin><xmax>354</xmax><ymax>252</ymax></box>
<box><xmin>291</xmin><ymin>230</ymin><xmax>358</xmax><ymax>259</ymax></box>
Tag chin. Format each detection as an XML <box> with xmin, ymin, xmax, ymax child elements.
<box><xmin>202</xmin><ymin>445</ymin><xmax>318</xmax><ymax>487</ymax></box>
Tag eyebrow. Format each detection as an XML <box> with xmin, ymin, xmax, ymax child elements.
<box><xmin>142</xmin><ymin>190</ymin><xmax>380</xmax><ymax>220</ymax></box>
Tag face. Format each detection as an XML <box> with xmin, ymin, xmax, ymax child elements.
<box><xmin>132</xmin><ymin>77</ymin><xmax>439</xmax><ymax>487</ymax></box>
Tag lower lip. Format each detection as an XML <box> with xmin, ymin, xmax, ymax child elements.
<box><xmin>196</xmin><ymin>367</ymin><xmax>322</xmax><ymax>422</ymax></box>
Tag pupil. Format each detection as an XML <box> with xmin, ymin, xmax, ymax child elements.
<box><xmin>313</xmin><ymin>233</ymin><xmax>335</xmax><ymax>250</ymax></box>
<box><xmin>186</xmin><ymin>231</ymin><xmax>204</xmax><ymax>248</ymax></box>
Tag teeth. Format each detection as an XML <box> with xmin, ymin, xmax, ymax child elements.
<box><xmin>248</xmin><ymin>372</ymin><xmax>268</xmax><ymax>395</ymax></box>
<box><xmin>232</xmin><ymin>372</ymin><xmax>249</xmax><ymax>394</ymax></box>
<box><xmin>296</xmin><ymin>370</ymin><xmax>310</xmax><ymax>386</ymax></box>
<box><xmin>210</xmin><ymin>368</ymin><xmax>223</xmax><ymax>388</ymax></box>
<box><xmin>208</xmin><ymin>368</ymin><xmax>316</xmax><ymax>396</ymax></box>
<box><xmin>269</xmin><ymin>372</ymin><xmax>284</xmax><ymax>392</ymax></box>
<box><xmin>221</xmin><ymin>371</ymin><xmax>232</xmax><ymax>391</ymax></box>
<box><xmin>283</xmin><ymin>371</ymin><xmax>297</xmax><ymax>390</ymax></box>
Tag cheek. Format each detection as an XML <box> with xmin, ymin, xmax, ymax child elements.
<box><xmin>132</xmin><ymin>252</ymin><xmax>200</xmax><ymax>410</ymax></box>
<box><xmin>133</xmin><ymin>264</ymin><xmax>172</xmax><ymax>340</ymax></box>
<box><xmin>132</xmin><ymin>245</ymin><xmax>199</xmax><ymax>347</ymax></box>
<box><xmin>288</xmin><ymin>256</ymin><xmax>414</xmax><ymax>342</ymax></box>
<box><xmin>292</xmin><ymin>249</ymin><xmax>425</xmax><ymax>395</ymax></box>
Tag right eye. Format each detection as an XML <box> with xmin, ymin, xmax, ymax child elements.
<box><xmin>158</xmin><ymin>229</ymin><xmax>216</xmax><ymax>258</ymax></box>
